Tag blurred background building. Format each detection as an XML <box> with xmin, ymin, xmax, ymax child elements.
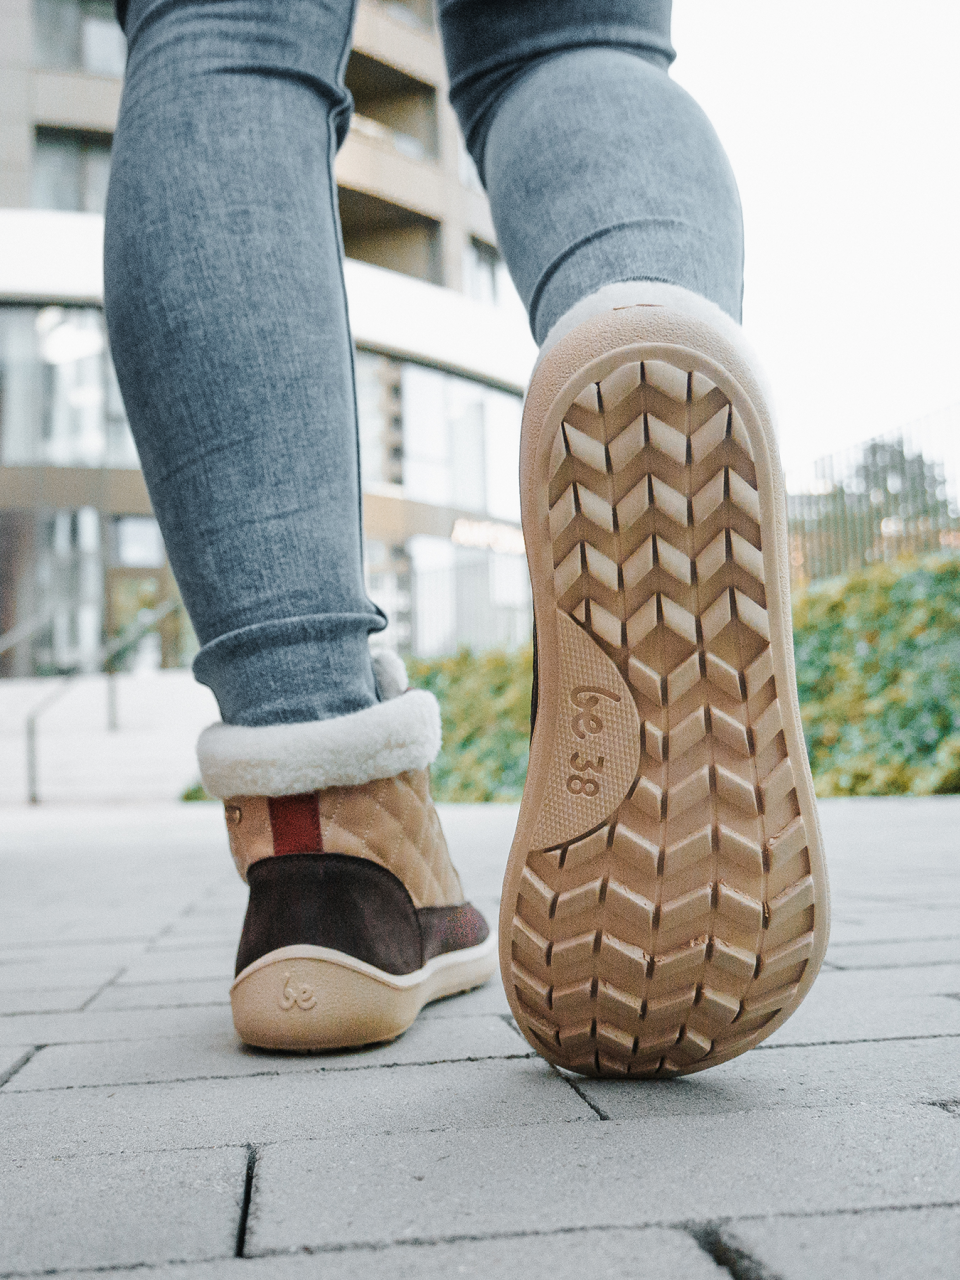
<box><xmin>0</xmin><ymin>0</ymin><xmax>537</xmax><ymax>681</ymax></box>
<box><xmin>3</xmin><ymin>0</ymin><xmax>958</xmax><ymax>806</ymax></box>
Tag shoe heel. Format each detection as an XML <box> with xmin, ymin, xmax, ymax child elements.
<box><xmin>231</xmin><ymin>949</ymin><xmax>421</xmax><ymax>1051</ymax></box>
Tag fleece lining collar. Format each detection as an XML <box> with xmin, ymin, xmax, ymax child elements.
<box><xmin>196</xmin><ymin>647</ymin><xmax>440</xmax><ymax>799</ymax></box>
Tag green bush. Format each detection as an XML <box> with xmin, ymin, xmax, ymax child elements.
<box><xmin>412</xmin><ymin>554</ymin><xmax>960</xmax><ymax>801</ymax></box>
<box><xmin>181</xmin><ymin>555</ymin><xmax>960</xmax><ymax>803</ymax></box>
<box><xmin>793</xmin><ymin>553</ymin><xmax>960</xmax><ymax>795</ymax></box>
<box><xmin>407</xmin><ymin>646</ymin><xmax>533</xmax><ymax>802</ymax></box>
<box><xmin>181</xmin><ymin>781</ymin><xmax>214</xmax><ymax>802</ymax></box>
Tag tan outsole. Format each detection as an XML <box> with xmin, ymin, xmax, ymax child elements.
<box><xmin>232</xmin><ymin>935</ymin><xmax>498</xmax><ymax>1051</ymax></box>
<box><xmin>500</xmin><ymin>303</ymin><xmax>830</xmax><ymax>1078</ymax></box>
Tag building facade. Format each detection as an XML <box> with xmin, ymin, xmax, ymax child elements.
<box><xmin>0</xmin><ymin>0</ymin><xmax>537</xmax><ymax>676</ymax></box>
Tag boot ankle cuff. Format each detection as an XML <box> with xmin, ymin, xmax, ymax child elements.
<box><xmin>197</xmin><ymin>689</ymin><xmax>441</xmax><ymax>799</ymax></box>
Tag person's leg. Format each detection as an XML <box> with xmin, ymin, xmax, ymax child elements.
<box><xmin>438</xmin><ymin>0</ymin><xmax>743</xmax><ymax>342</ymax></box>
<box><xmin>438</xmin><ymin>3</ymin><xmax>828</xmax><ymax>1079</ymax></box>
<box><xmin>105</xmin><ymin>0</ymin><xmax>381</xmax><ymax>727</ymax></box>
<box><xmin>105</xmin><ymin>0</ymin><xmax>496</xmax><ymax>1049</ymax></box>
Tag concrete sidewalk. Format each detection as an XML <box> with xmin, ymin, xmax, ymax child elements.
<box><xmin>1</xmin><ymin>798</ymin><xmax>958</xmax><ymax>1279</ymax></box>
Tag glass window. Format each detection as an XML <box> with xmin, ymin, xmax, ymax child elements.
<box><xmin>114</xmin><ymin>516</ymin><xmax>165</xmax><ymax>568</ymax></box>
<box><xmin>34</xmin><ymin>0</ymin><xmax>126</xmax><ymax>76</ymax></box>
<box><xmin>463</xmin><ymin>239</ymin><xmax>500</xmax><ymax>308</ymax></box>
<box><xmin>462</xmin><ymin>237</ymin><xmax>529</xmax><ymax>324</ymax></box>
<box><xmin>32</xmin><ymin>130</ymin><xmax>112</xmax><ymax>214</ymax></box>
<box><xmin>400</xmin><ymin>361</ymin><xmax>521</xmax><ymax>520</ymax></box>
<box><xmin>26</xmin><ymin>504</ymin><xmax>106</xmax><ymax>674</ymax></box>
<box><xmin>395</xmin><ymin>362</ymin><xmax>527</xmax><ymax>654</ymax></box>
<box><xmin>407</xmin><ymin>536</ymin><xmax>531</xmax><ymax>656</ymax></box>
<box><xmin>408</xmin><ymin>534</ymin><xmax>456</xmax><ymax>656</ymax></box>
<box><xmin>0</xmin><ymin>305</ymin><xmax>138</xmax><ymax>469</ymax></box>
<box><xmin>355</xmin><ymin>350</ymin><xmax>403</xmax><ymax>489</ymax></box>
<box><xmin>457</xmin><ymin>136</ymin><xmax>484</xmax><ymax>194</ymax></box>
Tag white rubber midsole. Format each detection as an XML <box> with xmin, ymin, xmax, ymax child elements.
<box><xmin>232</xmin><ymin>933</ymin><xmax>498</xmax><ymax>996</ymax></box>
<box><xmin>230</xmin><ymin>932</ymin><xmax>499</xmax><ymax>1051</ymax></box>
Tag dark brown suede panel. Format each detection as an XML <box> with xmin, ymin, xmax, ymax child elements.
<box><xmin>418</xmin><ymin>902</ymin><xmax>490</xmax><ymax>961</ymax></box>
<box><xmin>237</xmin><ymin>853</ymin><xmax>423</xmax><ymax>977</ymax></box>
<box><xmin>236</xmin><ymin>853</ymin><xmax>489</xmax><ymax>978</ymax></box>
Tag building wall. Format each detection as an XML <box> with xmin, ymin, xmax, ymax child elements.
<box><xmin>0</xmin><ymin>0</ymin><xmax>500</xmax><ymax>294</ymax></box>
<box><xmin>0</xmin><ymin>0</ymin><xmax>536</xmax><ymax>674</ymax></box>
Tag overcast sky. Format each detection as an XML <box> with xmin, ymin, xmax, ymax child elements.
<box><xmin>670</xmin><ymin>0</ymin><xmax>960</xmax><ymax>491</ymax></box>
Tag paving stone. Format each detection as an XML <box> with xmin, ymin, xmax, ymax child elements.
<box><xmin>763</xmin><ymin>964</ymin><xmax>960</xmax><ymax>1046</ymax></box>
<box><xmin>0</xmin><ymin>799</ymin><xmax>228</xmax><ymax>858</ymax></box>
<box><xmin>1</xmin><ymin>797</ymin><xmax>959</xmax><ymax>1277</ymax></box>
<box><xmin>87</xmin><ymin>978</ymin><xmax>231</xmax><ymax>1011</ymax></box>
<box><xmin>284</xmin><ymin>1228</ymin><xmax>728</xmax><ymax>1280</ymax></box>
<box><xmin>823</xmin><ymin>937</ymin><xmax>960</xmax><ymax>969</ymax></box>
<box><xmin>119</xmin><ymin>946</ymin><xmax>239</xmax><ymax>983</ymax></box>
<box><xmin>179</xmin><ymin>896</ymin><xmax>250</xmax><ymax>920</ymax></box>
<box><xmin>434</xmin><ymin>802</ymin><xmax>518</xmax><ymax>901</ymax></box>
<box><xmin>0</xmin><ymin>875</ymin><xmax>222</xmax><ymax>950</ymax></box>
<box><xmin>0</xmin><ymin>1044</ymin><xmax>34</xmax><ymax>1087</ymax></box>
<box><xmin>0</xmin><ymin>982</ymin><xmax>108</xmax><ymax>1015</ymax></box>
<box><xmin>162</xmin><ymin>920</ymin><xmax>245</xmax><ymax>942</ymax></box>
<box><xmin>0</xmin><ymin>1002</ymin><xmax>237</xmax><ymax>1047</ymax></box>
<box><xmin>0</xmin><ymin>921</ymin><xmax>163</xmax><ymax>948</ymax></box>
<box><xmin>40</xmin><ymin>1226</ymin><xmax>727</xmax><ymax>1280</ymax></box>
<box><xmin>818</xmin><ymin>797</ymin><xmax>960</xmax><ymax>865</ymax></box>
<box><xmin>0</xmin><ymin>1145</ymin><xmax>248</xmax><ymax>1273</ymax></box>
<box><xmin>726</xmin><ymin>1205</ymin><xmax>960</xmax><ymax>1280</ymax></box>
<box><xmin>247</xmin><ymin>1107</ymin><xmax>960</xmax><ymax>1254</ymax></box>
<box><xmin>0</xmin><ymin>958</ymin><xmax>130</xmax><ymax>992</ymax></box>
<box><xmin>148</xmin><ymin>936</ymin><xmax>243</xmax><ymax>952</ymax></box>
<box><xmin>420</xmin><ymin>975</ymin><xmax>512</xmax><ymax>1019</ymax></box>
<box><xmin>576</xmin><ymin>1035</ymin><xmax>960</xmax><ymax>1119</ymax></box>
<box><xmin>0</xmin><ymin>1058</ymin><xmax>588</xmax><ymax>1160</ymax></box>
<box><xmin>827</xmin><ymin>906</ymin><xmax>960</xmax><ymax>945</ymax></box>
<box><xmin>0</xmin><ymin>937</ymin><xmax>150</xmax><ymax>958</ymax></box>
<box><xmin>0</xmin><ymin>808</ymin><xmax>232</xmax><ymax>975</ymax></box>
<box><xmin>4</xmin><ymin>1013</ymin><xmax>528</xmax><ymax>1091</ymax></box>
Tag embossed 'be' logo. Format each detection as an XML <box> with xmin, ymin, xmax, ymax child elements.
<box><xmin>566</xmin><ymin>686</ymin><xmax>619</xmax><ymax>795</ymax></box>
<box><xmin>278</xmin><ymin>974</ymin><xmax>317</xmax><ymax>1011</ymax></box>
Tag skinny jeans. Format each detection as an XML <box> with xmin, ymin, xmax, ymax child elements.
<box><xmin>104</xmin><ymin>0</ymin><xmax>743</xmax><ymax>727</ymax></box>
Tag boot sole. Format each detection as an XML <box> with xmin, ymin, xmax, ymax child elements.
<box><xmin>231</xmin><ymin>933</ymin><xmax>498</xmax><ymax>1051</ymax></box>
<box><xmin>501</xmin><ymin>304</ymin><xmax>830</xmax><ymax>1077</ymax></box>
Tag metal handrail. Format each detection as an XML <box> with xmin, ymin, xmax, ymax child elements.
<box><xmin>24</xmin><ymin>598</ymin><xmax>180</xmax><ymax>804</ymax></box>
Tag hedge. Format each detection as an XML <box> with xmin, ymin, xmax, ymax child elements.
<box><xmin>410</xmin><ymin>553</ymin><xmax>960</xmax><ymax>801</ymax></box>
<box><xmin>185</xmin><ymin>552</ymin><xmax>960</xmax><ymax>802</ymax></box>
<box><xmin>406</xmin><ymin>647</ymin><xmax>533</xmax><ymax>802</ymax></box>
<box><xmin>792</xmin><ymin>553</ymin><xmax>960</xmax><ymax>795</ymax></box>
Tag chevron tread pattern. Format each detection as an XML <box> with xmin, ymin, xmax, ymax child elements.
<box><xmin>512</xmin><ymin>359</ymin><xmax>818</xmax><ymax>1076</ymax></box>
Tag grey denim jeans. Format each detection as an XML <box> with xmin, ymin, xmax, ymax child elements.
<box><xmin>104</xmin><ymin>0</ymin><xmax>743</xmax><ymax>727</ymax></box>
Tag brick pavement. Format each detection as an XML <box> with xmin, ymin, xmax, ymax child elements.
<box><xmin>1</xmin><ymin>798</ymin><xmax>958</xmax><ymax>1278</ymax></box>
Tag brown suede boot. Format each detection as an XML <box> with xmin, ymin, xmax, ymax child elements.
<box><xmin>197</xmin><ymin>651</ymin><xmax>495</xmax><ymax>1051</ymax></box>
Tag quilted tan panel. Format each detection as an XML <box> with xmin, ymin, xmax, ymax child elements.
<box><xmin>317</xmin><ymin>769</ymin><xmax>463</xmax><ymax>908</ymax></box>
<box><xmin>221</xmin><ymin>770</ymin><xmax>463</xmax><ymax>906</ymax></box>
<box><xmin>223</xmin><ymin>795</ymin><xmax>272</xmax><ymax>881</ymax></box>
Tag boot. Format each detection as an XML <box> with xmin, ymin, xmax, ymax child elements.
<box><xmin>198</xmin><ymin>649</ymin><xmax>496</xmax><ymax>1050</ymax></box>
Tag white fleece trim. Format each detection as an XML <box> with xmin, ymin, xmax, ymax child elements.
<box><xmin>370</xmin><ymin>646</ymin><xmax>409</xmax><ymax>700</ymax></box>
<box><xmin>197</xmin><ymin>689</ymin><xmax>441</xmax><ymax>799</ymax></box>
<box><xmin>537</xmin><ymin>280</ymin><xmax>776</xmax><ymax>417</ymax></box>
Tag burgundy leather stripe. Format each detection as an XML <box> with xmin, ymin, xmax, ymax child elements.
<box><xmin>267</xmin><ymin>794</ymin><xmax>322</xmax><ymax>855</ymax></box>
